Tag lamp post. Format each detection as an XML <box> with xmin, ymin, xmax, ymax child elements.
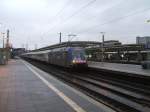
<box><xmin>2</xmin><ymin>33</ymin><xmax>5</xmax><ymax>48</ymax></box>
<box><xmin>59</xmin><ymin>32</ymin><xmax>62</xmax><ymax>43</ymax></box>
<box><xmin>146</xmin><ymin>19</ymin><xmax>150</xmax><ymax>61</ymax></box>
<box><xmin>0</xmin><ymin>24</ymin><xmax>10</xmax><ymax>63</ymax></box>
<box><xmin>0</xmin><ymin>32</ymin><xmax>5</xmax><ymax>48</ymax></box>
<box><xmin>100</xmin><ymin>32</ymin><xmax>105</xmax><ymax>62</ymax></box>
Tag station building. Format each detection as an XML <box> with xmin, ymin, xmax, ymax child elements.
<box><xmin>136</xmin><ymin>36</ymin><xmax>150</xmax><ymax>49</ymax></box>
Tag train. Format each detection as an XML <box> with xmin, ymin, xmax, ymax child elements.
<box><xmin>21</xmin><ymin>47</ymin><xmax>88</xmax><ymax>68</ymax></box>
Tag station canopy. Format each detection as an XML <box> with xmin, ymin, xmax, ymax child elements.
<box><xmin>32</xmin><ymin>41</ymin><xmax>101</xmax><ymax>52</ymax></box>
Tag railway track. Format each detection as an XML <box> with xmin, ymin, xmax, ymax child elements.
<box><xmin>24</xmin><ymin>59</ymin><xmax>150</xmax><ymax>112</ymax></box>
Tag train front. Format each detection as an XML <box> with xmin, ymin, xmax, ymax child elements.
<box><xmin>71</xmin><ymin>48</ymin><xmax>88</xmax><ymax>68</ymax></box>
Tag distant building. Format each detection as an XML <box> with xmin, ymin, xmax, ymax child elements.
<box><xmin>136</xmin><ymin>36</ymin><xmax>150</xmax><ymax>49</ymax></box>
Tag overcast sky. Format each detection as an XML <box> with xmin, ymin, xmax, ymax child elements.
<box><xmin>0</xmin><ymin>0</ymin><xmax>150</xmax><ymax>49</ymax></box>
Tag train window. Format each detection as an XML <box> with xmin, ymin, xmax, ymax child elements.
<box><xmin>72</xmin><ymin>50</ymin><xmax>86</xmax><ymax>60</ymax></box>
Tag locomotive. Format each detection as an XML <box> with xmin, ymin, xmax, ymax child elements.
<box><xmin>22</xmin><ymin>47</ymin><xmax>88</xmax><ymax>68</ymax></box>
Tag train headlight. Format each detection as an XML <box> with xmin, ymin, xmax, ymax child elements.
<box><xmin>72</xmin><ymin>60</ymin><xmax>76</xmax><ymax>63</ymax></box>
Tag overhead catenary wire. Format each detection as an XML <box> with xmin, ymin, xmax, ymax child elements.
<box><xmin>62</xmin><ymin>0</ymin><xmax>96</xmax><ymax>24</ymax></box>
<box><xmin>40</xmin><ymin>1</ymin><xmax>150</xmax><ymax>44</ymax></box>
<box><xmin>52</xmin><ymin>0</ymin><xmax>124</xmax><ymax>38</ymax></box>
<box><xmin>63</xmin><ymin>0</ymin><xmax>125</xmax><ymax>32</ymax></box>
<box><xmin>39</xmin><ymin>0</ymin><xmax>97</xmax><ymax>44</ymax></box>
<box><xmin>40</xmin><ymin>0</ymin><xmax>125</xmax><ymax>42</ymax></box>
<box><xmin>53</xmin><ymin>0</ymin><xmax>71</xmax><ymax>19</ymax></box>
<box><xmin>39</xmin><ymin>0</ymin><xmax>72</xmax><ymax>39</ymax></box>
<box><xmin>78</xmin><ymin>7</ymin><xmax>150</xmax><ymax>34</ymax></box>
<box><xmin>44</xmin><ymin>0</ymin><xmax>97</xmax><ymax>33</ymax></box>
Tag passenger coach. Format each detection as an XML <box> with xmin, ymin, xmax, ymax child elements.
<box><xmin>22</xmin><ymin>47</ymin><xmax>88</xmax><ymax>68</ymax></box>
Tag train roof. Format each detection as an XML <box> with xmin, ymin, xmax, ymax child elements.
<box><xmin>22</xmin><ymin>46</ymin><xmax>85</xmax><ymax>55</ymax></box>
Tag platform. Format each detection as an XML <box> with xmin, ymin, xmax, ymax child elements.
<box><xmin>88</xmin><ymin>61</ymin><xmax>150</xmax><ymax>77</ymax></box>
<box><xmin>0</xmin><ymin>59</ymin><xmax>115</xmax><ymax>112</ymax></box>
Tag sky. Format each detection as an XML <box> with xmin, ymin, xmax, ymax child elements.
<box><xmin>0</xmin><ymin>0</ymin><xmax>150</xmax><ymax>49</ymax></box>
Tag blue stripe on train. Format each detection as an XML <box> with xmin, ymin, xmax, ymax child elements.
<box><xmin>68</xmin><ymin>47</ymin><xmax>73</xmax><ymax>61</ymax></box>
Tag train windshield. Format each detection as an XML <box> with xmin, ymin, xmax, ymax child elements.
<box><xmin>72</xmin><ymin>50</ymin><xmax>86</xmax><ymax>60</ymax></box>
